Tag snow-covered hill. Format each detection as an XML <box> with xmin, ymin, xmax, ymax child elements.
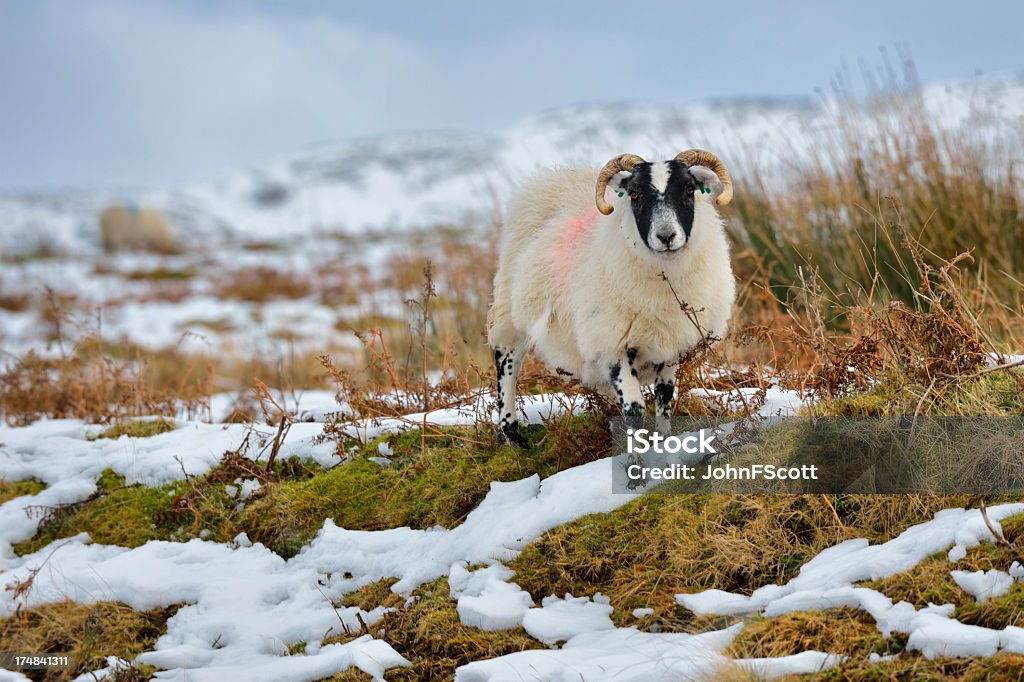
<box><xmin>2</xmin><ymin>75</ymin><xmax>1021</xmax><ymax>257</ymax></box>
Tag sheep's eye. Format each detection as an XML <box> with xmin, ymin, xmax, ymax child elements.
<box><xmin>628</xmin><ymin>190</ymin><xmax>641</xmax><ymax>201</ymax></box>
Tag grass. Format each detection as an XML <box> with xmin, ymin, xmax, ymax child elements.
<box><xmin>326</xmin><ymin>577</ymin><xmax>543</xmax><ymax>681</ymax></box>
<box><xmin>215</xmin><ymin>266</ymin><xmax>313</xmax><ymax>302</ymax></box>
<box><xmin>818</xmin><ymin>370</ymin><xmax>1024</xmax><ymax>417</ymax></box>
<box><xmin>0</xmin><ymin>601</ymin><xmax>176</xmax><ymax>682</ymax></box>
<box><xmin>862</xmin><ymin>513</ymin><xmax>1024</xmax><ymax>630</ymax></box>
<box><xmin>729</xmin><ymin>61</ymin><xmax>1023</xmax><ymax>330</ymax></box>
<box><xmin>817</xmin><ymin>654</ymin><xmax>1024</xmax><ymax>681</ymax></box>
<box><xmin>729</xmin><ymin>608</ymin><xmax>899</xmax><ymax>659</ymax></box>
<box><xmin>0</xmin><ymin>337</ymin><xmax>212</xmax><ymax>426</ymax></box>
<box><xmin>123</xmin><ymin>267</ymin><xmax>195</xmax><ymax>281</ymax></box>
<box><xmin>91</xmin><ymin>418</ymin><xmax>176</xmax><ymax>440</ymax></box>
<box><xmin>0</xmin><ymin>292</ymin><xmax>32</xmax><ymax>311</ymax></box>
<box><xmin>7</xmin><ymin>418</ymin><xmax>1024</xmax><ymax>678</ymax></box>
<box><xmin>0</xmin><ymin>479</ymin><xmax>47</xmax><ymax>505</ymax></box>
<box><xmin>12</xmin><ymin>418</ymin><xmax>601</xmax><ymax>559</ymax></box>
<box><xmin>1</xmin><ymin>62</ymin><xmax>1022</xmax><ymax>680</ymax></box>
<box><xmin>509</xmin><ymin>493</ymin><xmax>994</xmax><ymax>628</ymax></box>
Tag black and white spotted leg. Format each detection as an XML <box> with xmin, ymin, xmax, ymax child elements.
<box><xmin>654</xmin><ymin>362</ymin><xmax>677</xmax><ymax>435</ymax></box>
<box><xmin>494</xmin><ymin>345</ymin><xmax>528</xmax><ymax>448</ymax></box>
<box><xmin>610</xmin><ymin>348</ymin><xmax>646</xmax><ymax>431</ymax></box>
<box><xmin>612</xmin><ymin>348</ymin><xmax>648</xmax><ymax>488</ymax></box>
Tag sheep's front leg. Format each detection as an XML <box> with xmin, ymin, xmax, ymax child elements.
<box><xmin>611</xmin><ymin>348</ymin><xmax>647</xmax><ymax>488</ymax></box>
<box><xmin>610</xmin><ymin>348</ymin><xmax>645</xmax><ymax>428</ymax></box>
<box><xmin>494</xmin><ymin>345</ymin><xmax>528</xmax><ymax>448</ymax></box>
<box><xmin>654</xmin><ymin>362</ymin><xmax>677</xmax><ymax>435</ymax></box>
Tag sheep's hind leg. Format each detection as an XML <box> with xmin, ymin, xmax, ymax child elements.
<box><xmin>494</xmin><ymin>345</ymin><xmax>528</xmax><ymax>448</ymax></box>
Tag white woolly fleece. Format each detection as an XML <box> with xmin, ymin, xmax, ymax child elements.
<box><xmin>488</xmin><ymin>165</ymin><xmax>735</xmax><ymax>395</ymax></box>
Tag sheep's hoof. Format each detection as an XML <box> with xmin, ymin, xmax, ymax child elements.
<box><xmin>497</xmin><ymin>423</ymin><xmax>529</xmax><ymax>449</ymax></box>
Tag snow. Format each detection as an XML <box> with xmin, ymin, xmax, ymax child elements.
<box><xmin>0</xmin><ymin>479</ymin><xmax>98</xmax><ymax>560</ymax></box>
<box><xmin>237</xmin><ymin>478</ymin><xmax>262</xmax><ymax>500</ymax></box>
<box><xmin>7</xmin><ymin>75</ymin><xmax>1019</xmax><ymax>259</ymax></box>
<box><xmin>2</xmin><ymin>75</ymin><xmax>1021</xmax><ymax>373</ymax></box>
<box><xmin>1</xmin><ymin>72</ymin><xmax>1022</xmax><ymax>681</ymax></box>
<box><xmin>454</xmin><ymin>624</ymin><xmax>841</xmax><ymax>681</ymax></box>
<box><xmin>70</xmin><ymin>656</ymin><xmax>131</xmax><ymax>682</ymax></box>
<box><xmin>2</xmin><ymin>385</ymin><xmax>1024</xmax><ymax>677</ymax></box>
<box><xmin>449</xmin><ymin>563</ymin><xmax>533</xmax><ymax>632</ymax></box>
<box><xmin>951</xmin><ymin>569</ymin><xmax>1015</xmax><ymax>602</ymax></box>
<box><xmin>454</xmin><ymin>625</ymin><xmax>741</xmax><ymax>681</ymax></box>
<box><xmin>676</xmin><ymin>504</ymin><xmax>1024</xmax><ymax>660</ymax></box>
<box><xmin>521</xmin><ymin>593</ymin><xmax>615</xmax><ymax>646</ymax></box>
<box><xmin>1</xmin><ymin>534</ymin><xmax>406</xmax><ymax>680</ymax></box>
<box><xmin>0</xmin><ymin>419</ymin><xmax>337</xmax><ymax>488</ymax></box>
<box><xmin>735</xmin><ymin>651</ymin><xmax>844</xmax><ymax>678</ymax></box>
<box><xmin>631</xmin><ymin>607</ymin><xmax>654</xmax><ymax>618</ymax></box>
<box><xmin>0</xmin><ymin>391</ymin><xmax>817</xmax><ymax>679</ymax></box>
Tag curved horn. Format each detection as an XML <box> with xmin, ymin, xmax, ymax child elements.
<box><xmin>675</xmin><ymin>149</ymin><xmax>733</xmax><ymax>206</ymax></box>
<box><xmin>594</xmin><ymin>153</ymin><xmax>646</xmax><ymax>215</ymax></box>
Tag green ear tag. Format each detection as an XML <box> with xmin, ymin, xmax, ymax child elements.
<box><xmin>697</xmin><ymin>182</ymin><xmax>706</xmax><ymax>194</ymax></box>
<box><xmin>616</xmin><ymin>191</ymin><xmax>624</xmax><ymax>197</ymax></box>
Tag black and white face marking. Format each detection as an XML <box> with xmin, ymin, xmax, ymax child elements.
<box><xmin>617</xmin><ymin>160</ymin><xmax>702</xmax><ymax>257</ymax></box>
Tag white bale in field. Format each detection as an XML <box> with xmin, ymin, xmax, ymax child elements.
<box><xmin>99</xmin><ymin>204</ymin><xmax>179</xmax><ymax>253</ymax></box>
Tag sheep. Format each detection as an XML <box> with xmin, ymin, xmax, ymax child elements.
<box><xmin>99</xmin><ymin>204</ymin><xmax>179</xmax><ymax>253</ymax></box>
<box><xmin>487</xmin><ymin>149</ymin><xmax>736</xmax><ymax>446</ymax></box>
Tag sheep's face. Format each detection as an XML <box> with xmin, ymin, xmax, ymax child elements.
<box><xmin>616</xmin><ymin>160</ymin><xmax>722</xmax><ymax>258</ymax></box>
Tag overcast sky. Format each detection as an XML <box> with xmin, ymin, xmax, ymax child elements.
<box><xmin>1</xmin><ymin>0</ymin><xmax>1021</xmax><ymax>190</ymax></box>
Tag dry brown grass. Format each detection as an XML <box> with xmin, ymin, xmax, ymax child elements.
<box><xmin>0</xmin><ymin>601</ymin><xmax>176</xmax><ymax>681</ymax></box>
<box><xmin>509</xmin><ymin>493</ymin><xmax>979</xmax><ymax>631</ymax></box>
<box><xmin>730</xmin><ymin>61</ymin><xmax>1022</xmax><ymax>313</ymax></box>
<box><xmin>0</xmin><ymin>336</ymin><xmax>212</xmax><ymax>426</ymax></box>
<box><xmin>325</xmin><ymin>577</ymin><xmax>543</xmax><ymax>682</ymax></box>
<box><xmin>215</xmin><ymin>266</ymin><xmax>313</xmax><ymax>302</ymax></box>
<box><xmin>730</xmin><ymin>608</ymin><xmax>894</xmax><ymax>659</ymax></box>
<box><xmin>0</xmin><ymin>292</ymin><xmax>32</xmax><ymax>311</ymax></box>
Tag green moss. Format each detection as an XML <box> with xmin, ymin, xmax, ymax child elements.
<box><xmin>239</xmin><ymin>423</ymin><xmax>563</xmax><ymax>558</ymax></box>
<box><xmin>93</xmin><ymin>418</ymin><xmax>176</xmax><ymax>440</ymax></box>
<box><xmin>97</xmin><ymin>468</ymin><xmax>126</xmax><ymax>492</ymax></box>
<box><xmin>12</xmin><ymin>421</ymin><xmax>590</xmax><ymax>560</ymax></box>
<box><xmin>0</xmin><ymin>478</ymin><xmax>47</xmax><ymax>505</ymax></box>
<box><xmin>15</xmin><ymin>481</ymin><xmax>190</xmax><ymax>555</ymax></box>
<box><xmin>816</xmin><ymin>370</ymin><xmax>1024</xmax><ymax>417</ymax></box>
<box><xmin>342</xmin><ymin>579</ymin><xmax>405</xmax><ymax>612</ymax></box>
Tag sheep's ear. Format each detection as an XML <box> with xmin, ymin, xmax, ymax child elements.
<box><xmin>689</xmin><ymin>166</ymin><xmax>725</xmax><ymax>200</ymax></box>
<box><xmin>614</xmin><ymin>170</ymin><xmax>633</xmax><ymax>190</ymax></box>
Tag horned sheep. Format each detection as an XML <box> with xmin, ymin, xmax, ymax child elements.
<box><xmin>487</xmin><ymin>149</ymin><xmax>736</xmax><ymax>446</ymax></box>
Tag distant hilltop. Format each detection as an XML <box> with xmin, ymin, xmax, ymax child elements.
<box><xmin>1</xmin><ymin>74</ymin><xmax>1020</xmax><ymax>258</ymax></box>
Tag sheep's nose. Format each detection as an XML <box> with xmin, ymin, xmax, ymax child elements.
<box><xmin>656</xmin><ymin>233</ymin><xmax>673</xmax><ymax>247</ymax></box>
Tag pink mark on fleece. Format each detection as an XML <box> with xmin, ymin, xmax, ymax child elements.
<box><xmin>546</xmin><ymin>206</ymin><xmax>600</xmax><ymax>283</ymax></box>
